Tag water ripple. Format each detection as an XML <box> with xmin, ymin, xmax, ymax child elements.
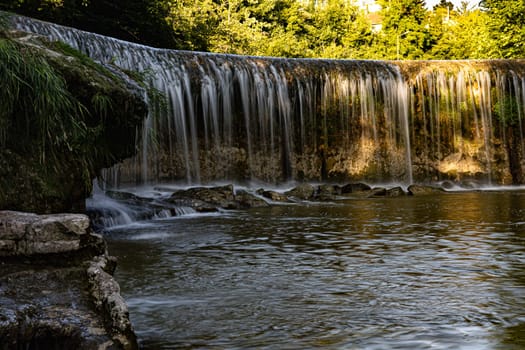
<box><xmin>107</xmin><ymin>192</ymin><xmax>525</xmax><ymax>349</ymax></box>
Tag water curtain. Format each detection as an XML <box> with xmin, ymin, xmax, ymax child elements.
<box><xmin>12</xmin><ymin>15</ymin><xmax>525</xmax><ymax>186</ymax></box>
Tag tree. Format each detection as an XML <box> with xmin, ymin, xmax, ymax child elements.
<box><xmin>433</xmin><ymin>0</ymin><xmax>454</xmax><ymax>11</ymax></box>
<box><xmin>257</xmin><ymin>0</ymin><xmax>314</xmax><ymax>57</ymax></box>
<box><xmin>427</xmin><ymin>8</ymin><xmax>496</xmax><ymax>59</ymax></box>
<box><xmin>375</xmin><ymin>0</ymin><xmax>431</xmax><ymax>59</ymax></box>
<box><xmin>1</xmin><ymin>0</ymin><xmax>177</xmax><ymax>48</ymax></box>
<box><xmin>480</xmin><ymin>0</ymin><xmax>525</xmax><ymax>58</ymax></box>
<box><xmin>304</xmin><ymin>0</ymin><xmax>373</xmax><ymax>58</ymax></box>
<box><xmin>164</xmin><ymin>0</ymin><xmax>217</xmax><ymax>51</ymax></box>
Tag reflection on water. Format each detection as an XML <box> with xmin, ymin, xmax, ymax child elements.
<box><xmin>105</xmin><ymin>191</ymin><xmax>525</xmax><ymax>349</ymax></box>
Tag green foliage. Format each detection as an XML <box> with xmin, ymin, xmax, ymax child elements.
<box><xmin>426</xmin><ymin>7</ymin><xmax>497</xmax><ymax>59</ymax></box>
<box><xmin>2</xmin><ymin>0</ymin><xmax>524</xmax><ymax>59</ymax></box>
<box><xmin>163</xmin><ymin>0</ymin><xmax>216</xmax><ymax>51</ymax></box>
<box><xmin>1</xmin><ymin>0</ymin><xmax>176</xmax><ymax>48</ymax></box>
<box><xmin>494</xmin><ymin>94</ymin><xmax>521</xmax><ymax>127</ymax></box>
<box><xmin>376</xmin><ymin>0</ymin><xmax>430</xmax><ymax>59</ymax></box>
<box><xmin>480</xmin><ymin>0</ymin><xmax>525</xmax><ymax>58</ymax></box>
<box><xmin>0</xmin><ymin>16</ymin><xmax>148</xmax><ymax>212</ymax></box>
<box><xmin>433</xmin><ymin>0</ymin><xmax>454</xmax><ymax>11</ymax></box>
<box><xmin>50</xmin><ymin>40</ymin><xmax>113</xmax><ymax>77</ymax></box>
<box><xmin>91</xmin><ymin>92</ymin><xmax>112</xmax><ymax>119</ymax></box>
<box><xmin>0</xmin><ymin>37</ymin><xmax>87</xmax><ymax>162</ymax></box>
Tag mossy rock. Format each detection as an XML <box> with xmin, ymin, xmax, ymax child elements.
<box><xmin>0</xmin><ymin>31</ymin><xmax>147</xmax><ymax>213</ymax></box>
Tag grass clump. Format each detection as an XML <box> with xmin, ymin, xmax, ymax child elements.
<box><xmin>0</xmin><ymin>36</ymin><xmax>88</xmax><ymax>163</ymax></box>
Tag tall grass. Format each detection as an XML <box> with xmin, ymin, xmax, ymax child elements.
<box><xmin>0</xmin><ymin>36</ymin><xmax>87</xmax><ymax>163</ymax></box>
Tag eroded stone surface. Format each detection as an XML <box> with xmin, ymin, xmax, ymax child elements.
<box><xmin>0</xmin><ymin>211</ymin><xmax>137</xmax><ymax>349</ymax></box>
<box><xmin>0</xmin><ymin>211</ymin><xmax>92</xmax><ymax>257</ymax></box>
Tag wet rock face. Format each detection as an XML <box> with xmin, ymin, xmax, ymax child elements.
<box><xmin>167</xmin><ymin>185</ymin><xmax>270</xmax><ymax>211</ymax></box>
<box><xmin>407</xmin><ymin>184</ymin><xmax>446</xmax><ymax>195</ymax></box>
<box><xmin>87</xmin><ymin>256</ymin><xmax>137</xmax><ymax>350</ymax></box>
<box><xmin>0</xmin><ymin>211</ymin><xmax>93</xmax><ymax>257</ymax></box>
<box><xmin>0</xmin><ymin>211</ymin><xmax>137</xmax><ymax>349</ymax></box>
<box><xmin>285</xmin><ymin>183</ymin><xmax>316</xmax><ymax>200</ymax></box>
<box><xmin>0</xmin><ymin>267</ymin><xmax>114</xmax><ymax>350</ymax></box>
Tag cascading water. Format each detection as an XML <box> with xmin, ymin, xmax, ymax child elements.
<box><xmin>10</xmin><ymin>15</ymin><xmax>525</xmax><ymax>350</ymax></box>
<box><xmin>11</xmin><ymin>15</ymin><xmax>525</xmax><ymax>186</ymax></box>
<box><xmin>406</xmin><ymin>62</ymin><xmax>525</xmax><ymax>185</ymax></box>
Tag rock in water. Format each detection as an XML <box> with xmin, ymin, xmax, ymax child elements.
<box><xmin>407</xmin><ymin>184</ymin><xmax>446</xmax><ymax>195</ymax></box>
<box><xmin>285</xmin><ymin>184</ymin><xmax>316</xmax><ymax>200</ymax></box>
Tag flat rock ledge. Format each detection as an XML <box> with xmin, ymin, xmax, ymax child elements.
<box><xmin>0</xmin><ymin>211</ymin><xmax>137</xmax><ymax>349</ymax></box>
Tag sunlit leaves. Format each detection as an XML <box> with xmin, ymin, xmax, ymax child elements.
<box><xmin>3</xmin><ymin>0</ymin><xmax>524</xmax><ymax>59</ymax></box>
<box><xmin>427</xmin><ymin>7</ymin><xmax>497</xmax><ymax>59</ymax></box>
<box><xmin>480</xmin><ymin>0</ymin><xmax>525</xmax><ymax>58</ymax></box>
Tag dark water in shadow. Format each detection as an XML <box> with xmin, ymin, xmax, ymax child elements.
<box><xmin>106</xmin><ymin>191</ymin><xmax>525</xmax><ymax>349</ymax></box>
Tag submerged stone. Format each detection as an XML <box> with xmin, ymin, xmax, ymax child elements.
<box><xmin>368</xmin><ymin>187</ymin><xmax>387</xmax><ymax>197</ymax></box>
<box><xmin>170</xmin><ymin>185</ymin><xmax>235</xmax><ymax>208</ymax></box>
<box><xmin>368</xmin><ymin>187</ymin><xmax>408</xmax><ymax>197</ymax></box>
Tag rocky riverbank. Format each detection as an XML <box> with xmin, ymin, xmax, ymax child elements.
<box><xmin>0</xmin><ymin>211</ymin><xmax>137</xmax><ymax>349</ymax></box>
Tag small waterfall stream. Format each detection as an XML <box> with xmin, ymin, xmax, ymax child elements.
<box><xmin>11</xmin><ymin>15</ymin><xmax>525</xmax><ymax>186</ymax></box>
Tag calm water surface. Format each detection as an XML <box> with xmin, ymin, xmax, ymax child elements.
<box><xmin>105</xmin><ymin>191</ymin><xmax>525</xmax><ymax>349</ymax></box>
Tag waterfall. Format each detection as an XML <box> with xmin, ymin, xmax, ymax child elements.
<box><xmin>11</xmin><ymin>15</ymin><xmax>525</xmax><ymax>186</ymax></box>
<box><xmin>408</xmin><ymin>62</ymin><xmax>525</xmax><ymax>184</ymax></box>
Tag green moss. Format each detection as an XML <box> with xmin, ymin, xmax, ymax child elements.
<box><xmin>494</xmin><ymin>94</ymin><xmax>520</xmax><ymax>127</ymax></box>
<box><xmin>0</xmin><ymin>29</ymin><xmax>147</xmax><ymax>213</ymax></box>
<box><xmin>49</xmin><ymin>40</ymin><xmax>118</xmax><ymax>80</ymax></box>
<box><xmin>0</xmin><ymin>37</ymin><xmax>88</xmax><ymax>163</ymax></box>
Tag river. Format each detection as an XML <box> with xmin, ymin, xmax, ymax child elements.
<box><xmin>104</xmin><ymin>190</ymin><xmax>525</xmax><ymax>349</ymax></box>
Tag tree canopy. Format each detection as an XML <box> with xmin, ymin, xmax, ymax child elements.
<box><xmin>1</xmin><ymin>0</ymin><xmax>524</xmax><ymax>59</ymax></box>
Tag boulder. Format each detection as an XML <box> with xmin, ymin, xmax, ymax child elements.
<box><xmin>259</xmin><ymin>190</ymin><xmax>289</xmax><ymax>202</ymax></box>
<box><xmin>407</xmin><ymin>184</ymin><xmax>446</xmax><ymax>195</ymax></box>
<box><xmin>315</xmin><ymin>184</ymin><xmax>341</xmax><ymax>201</ymax></box>
<box><xmin>87</xmin><ymin>256</ymin><xmax>137</xmax><ymax>349</ymax></box>
<box><xmin>341</xmin><ymin>183</ymin><xmax>372</xmax><ymax>194</ymax></box>
<box><xmin>369</xmin><ymin>186</ymin><xmax>408</xmax><ymax>197</ymax></box>
<box><xmin>0</xmin><ymin>211</ymin><xmax>96</xmax><ymax>257</ymax></box>
<box><xmin>0</xmin><ymin>211</ymin><xmax>138</xmax><ymax>349</ymax></box>
<box><xmin>234</xmin><ymin>190</ymin><xmax>270</xmax><ymax>208</ymax></box>
<box><xmin>166</xmin><ymin>198</ymin><xmax>218</xmax><ymax>213</ymax></box>
<box><xmin>385</xmin><ymin>186</ymin><xmax>408</xmax><ymax>197</ymax></box>
<box><xmin>285</xmin><ymin>183</ymin><xmax>316</xmax><ymax>200</ymax></box>
<box><xmin>168</xmin><ymin>185</ymin><xmax>271</xmax><ymax>210</ymax></box>
<box><xmin>170</xmin><ymin>185</ymin><xmax>235</xmax><ymax>209</ymax></box>
<box><xmin>368</xmin><ymin>187</ymin><xmax>387</xmax><ymax>197</ymax></box>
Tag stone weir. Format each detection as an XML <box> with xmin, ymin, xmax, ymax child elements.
<box><xmin>12</xmin><ymin>14</ymin><xmax>525</xmax><ymax>186</ymax></box>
